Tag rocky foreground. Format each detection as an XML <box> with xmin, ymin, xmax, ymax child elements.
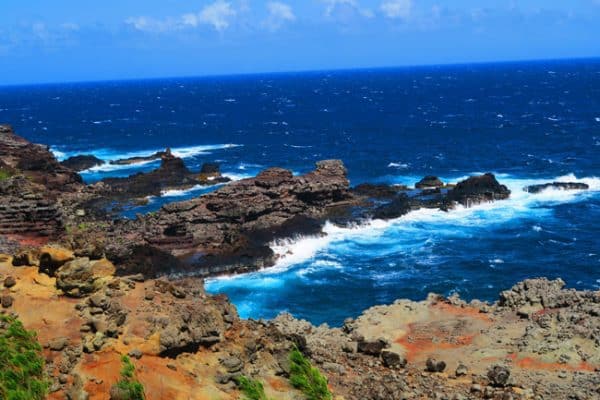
<box><xmin>1</xmin><ymin>252</ymin><xmax>599</xmax><ymax>400</ymax></box>
<box><xmin>1</xmin><ymin>125</ymin><xmax>598</xmax><ymax>399</ymax></box>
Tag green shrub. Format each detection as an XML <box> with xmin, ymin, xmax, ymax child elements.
<box><xmin>0</xmin><ymin>314</ymin><xmax>48</xmax><ymax>400</ymax></box>
<box><xmin>0</xmin><ymin>169</ymin><xmax>12</xmax><ymax>181</ymax></box>
<box><xmin>289</xmin><ymin>348</ymin><xmax>332</xmax><ymax>400</ymax></box>
<box><xmin>114</xmin><ymin>355</ymin><xmax>145</xmax><ymax>400</ymax></box>
<box><xmin>236</xmin><ymin>375</ymin><xmax>270</xmax><ymax>400</ymax></box>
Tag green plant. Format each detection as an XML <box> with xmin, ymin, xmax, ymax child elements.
<box><xmin>289</xmin><ymin>348</ymin><xmax>332</xmax><ymax>400</ymax></box>
<box><xmin>236</xmin><ymin>375</ymin><xmax>270</xmax><ymax>400</ymax></box>
<box><xmin>115</xmin><ymin>355</ymin><xmax>145</xmax><ymax>400</ymax></box>
<box><xmin>0</xmin><ymin>169</ymin><xmax>12</xmax><ymax>181</ymax></box>
<box><xmin>0</xmin><ymin>314</ymin><xmax>48</xmax><ymax>400</ymax></box>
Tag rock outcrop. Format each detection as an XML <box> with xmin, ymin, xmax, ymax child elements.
<box><xmin>93</xmin><ymin>151</ymin><xmax>230</xmax><ymax>200</ymax></box>
<box><xmin>0</xmin><ymin>124</ymin><xmax>82</xmax><ymax>192</ymax></box>
<box><xmin>61</xmin><ymin>155</ymin><xmax>105</xmax><ymax>172</ymax></box>
<box><xmin>106</xmin><ymin>160</ymin><xmax>353</xmax><ymax>277</ymax></box>
<box><xmin>524</xmin><ymin>181</ymin><xmax>589</xmax><ymax>193</ymax></box>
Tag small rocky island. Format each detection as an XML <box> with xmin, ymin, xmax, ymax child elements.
<box><xmin>1</xmin><ymin>124</ymin><xmax>598</xmax><ymax>400</ymax></box>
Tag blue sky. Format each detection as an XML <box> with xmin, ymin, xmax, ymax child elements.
<box><xmin>1</xmin><ymin>0</ymin><xmax>599</xmax><ymax>84</ymax></box>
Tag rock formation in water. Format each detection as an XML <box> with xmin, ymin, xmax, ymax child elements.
<box><xmin>60</xmin><ymin>155</ymin><xmax>105</xmax><ymax>172</ymax></box>
<box><xmin>524</xmin><ymin>181</ymin><xmax>589</xmax><ymax>193</ymax></box>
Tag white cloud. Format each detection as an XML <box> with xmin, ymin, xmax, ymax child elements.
<box><xmin>197</xmin><ymin>1</ymin><xmax>236</xmax><ymax>32</ymax></box>
<box><xmin>380</xmin><ymin>0</ymin><xmax>412</xmax><ymax>19</ymax></box>
<box><xmin>322</xmin><ymin>0</ymin><xmax>374</xmax><ymax>19</ymax></box>
<box><xmin>264</xmin><ymin>2</ymin><xmax>296</xmax><ymax>31</ymax></box>
<box><xmin>126</xmin><ymin>1</ymin><xmax>236</xmax><ymax>33</ymax></box>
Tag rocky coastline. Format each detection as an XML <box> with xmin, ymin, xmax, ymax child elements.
<box><xmin>1</xmin><ymin>124</ymin><xmax>598</xmax><ymax>399</ymax></box>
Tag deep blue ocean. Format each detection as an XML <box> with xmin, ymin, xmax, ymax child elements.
<box><xmin>1</xmin><ymin>59</ymin><xmax>599</xmax><ymax>326</ymax></box>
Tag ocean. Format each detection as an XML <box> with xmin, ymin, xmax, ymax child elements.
<box><xmin>1</xmin><ymin>59</ymin><xmax>599</xmax><ymax>326</ymax></box>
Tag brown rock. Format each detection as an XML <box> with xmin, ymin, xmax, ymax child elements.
<box><xmin>3</xmin><ymin>275</ymin><xmax>16</xmax><ymax>288</ymax></box>
<box><xmin>1</xmin><ymin>294</ymin><xmax>14</xmax><ymax>308</ymax></box>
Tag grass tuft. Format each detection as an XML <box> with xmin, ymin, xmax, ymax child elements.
<box><xmin>236</xmin><ymin>375</ymin><xmax>270</xmax><ymax>400</ymax></box>
<box><xmin>0</xmin><ymin>314</ymin><xmax>48</xmax><ymax>400</ymax></box>
<box><xmin>114</xmin><ymin>355</ymin><xmax>145</xmax><ymax>400</ymax></box>
<box><xmin>289</xmin><ymin>347</ymin><xmax>332</xmax><ymax>400</ymax></box>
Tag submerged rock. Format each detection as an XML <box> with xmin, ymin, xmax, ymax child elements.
<box><xmin>524</xmin><ymin>182</ymin><xmax>589</xmax><ymax>193</ymax></box>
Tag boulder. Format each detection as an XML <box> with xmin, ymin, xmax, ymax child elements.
<box><xmin>381</xmin><ymin>350</ymin><xmax>407</xmax><ymax>368</ymax></box>
<box><xmin>426</xmin><ymin>358</ymin><xmax>446</xmax><ymax>372</ymax></box>
<box><xmin>487</xmin><ymin>365</ymin><xmax>510</xmax><ymax>387</ymax></box>
<box><xmin>3</xmin><ymin>275</ymin><xmax>16</xmax><ymax>288</ymax></box>
<box><xmin>39</xmin><ymin>246</ymin><xmax>75</xmax><ymax>275</ymax></box>
<box><xmin>357</xmin><ymin>338</ymin><xmax>388</xmax><ymax>356</ymax></box>
<box><xmin>56</xmin><ymin>257</ymin><xmax>106</xmax><ymax>298</ymax></box>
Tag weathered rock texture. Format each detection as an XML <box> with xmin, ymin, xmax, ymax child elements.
<box><xmin>106</xmin><ymin>160</ymin><xmax>353</xmax><ymax>276</ymax></box>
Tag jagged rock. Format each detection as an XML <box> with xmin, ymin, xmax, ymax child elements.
<box><xmin>110</xmin><ymin>149</ymin><xmax>170</xmax><ymax>165</ymax></box>
<box><xmin>524</xmin><ymin>182</ymin><xmax>589</xmax><ymax>193</ymax></box>
<box><xmin>373</xmin><ymin>193</ymin><xmax>412</xmax><ymax>219</ymax></box>
<box><xmin>107</xmin><ymin>159</ymin><xmax>353</xmax><ymax>277</ymax></box>
<box><xmin>0</xmin><ymin>124</ymin><xmax>82</xmax><ymax>192</ymax></box>
<box><xmin>487</xmin><ymin>365</ymin><xmax>510</xmax><ymax>387</ymax></box>
<box><xmin>499</xmin><ymin>278</ymin><xmax>571</xmax><ymax>309</ymax></box>
<box><xmin>61</xmin><ymin>155</ymin><xmax>105</xmax><ymax>172</ymax></box>
<box><xmin>56</xmin><ymin>257</ymin><xmax>106</xmax><ymax>297</ymax></box>
<box><xmin>426</xmin><ymin>358</ymin><xmax>447</xmax><ymax>372</ymax></box>
<box><xmin>416</xmin><ymin>176</ymin><xmax>444</xmax><ymax>189</ymax></box>
<box><xmin>446</xmin><ymin>173</ymin><xmax>510</xmax><ymax>208</ymax></box>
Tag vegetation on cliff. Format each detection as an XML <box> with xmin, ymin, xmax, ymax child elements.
<box><xmin>0</xmin><ymin>314</ymin><xmax>48</xmax><ymax>400</ymax></box>
<box><xmin>236</xmin><ymin>376</ymin><xmax>270</xmax><ymax>400</ymax></box>
<box><xmin>111</xmin><ymin>355</ymin><xmax>145</xmax><ymax>400</ymax></box>
<box><xmin>289</xmin><ymin>348</ymin><xmax>332</xmax><ymax>400</ymax></box>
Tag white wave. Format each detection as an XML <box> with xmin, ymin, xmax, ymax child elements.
<box><xmin>160</xmin><ymin>185</ymin><xmax>205</xmax><ymax>197</ymax></box>
<box><xmin>387</xmin><ymin>162</ymin><xmax>409</xmax><ymax>169</ymax></box>
<box><xmin>263</xmin><ymin>173</ymin><xmax>600</xmax><ymax>271</ymax></box>
<box><xmin>52</xmin><ymin>143</ymin><xmax>242</xmax><ymax>172</ymax></box>
<box><xmin>595</xmin><ymin>117</ymin><xmax>600</xmax><ymax>122</ymax></box>
<box><xmin>222</xmin><ymin>172</ymin><xmax>253</xmax><ymax>181</ymax></box>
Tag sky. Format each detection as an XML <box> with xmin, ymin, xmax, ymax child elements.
<box><xmin>1</xmin><ymin>0</ymin><xmax>599</xmax><ymax>85</ymax></box>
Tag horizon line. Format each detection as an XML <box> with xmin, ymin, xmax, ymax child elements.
<box><xmin>2</xmin><ymin>55</ymin><xmax>599</xmax><ymax>88</ymax></box>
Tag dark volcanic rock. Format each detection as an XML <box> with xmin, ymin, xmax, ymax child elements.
<box><xmin>100</xmin><ymin>152</ymin><xmax>195</xmax><ymax>198</ymax></box>
<box><xmin>61</xmin><ymin>155</ymin><xmax>105</xmax><ymax>172</ymax></box>
<box><xmin>524</xmin><ymin>182</ymin><xmax>589</xmax><ymax>194</ymax></box>
<box><xmin>372</xmin><ymin>193</ymin><xmax>413</xmax><ymax>219</ymax></box>
<box><xmin>0</xmin><ymin>124</ymin><xmax>82</xmax><ymax>192</ymax></box>
<box><xmin>109</xmin><ymin>149</ymin><xmax>169</xmax><ymax>165</ymax></box>
<box><xmin>106</xmin><ymin>160</ymin><xmax>353</xmax><ymax>277</ymax></box>
<box><xmin>415</xmin><ymin>176</ymin><xmax>444</xmax><ymax>189</ymax></box>
<box><xmin>446</xmin><ymin>173</ymin><xmax>510</xmax><ymax>208</ymax></box>
<box><xmin>353</xmin><ymin>183</ymin><xmax>403</xmax><ymax>198</ymax></box>
<box><xmin>200</xmin><ymin>162</ymin><xmax>221</xmax><ymax>175</ymax></box>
